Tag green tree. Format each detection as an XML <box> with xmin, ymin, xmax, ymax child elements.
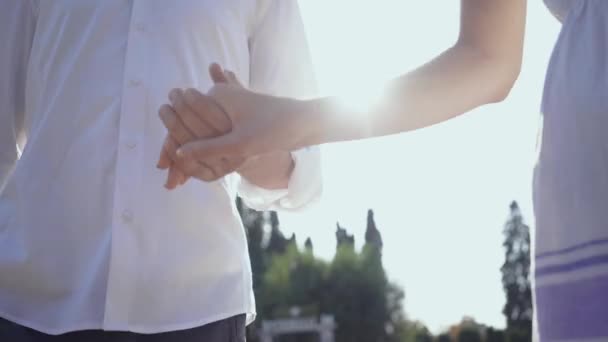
<box><xmin>365</xmin><ymin>209</ymin><xmax>383</xmax><ymax>248</ymax></box>
<box><xmin>458</xmin><ymin>329</ymin><xmax>482</xmax><ymax>342</ymax></box>
<box><xmin>322</xmin><ymin>211</ymin><xmax>400</xmax><ymax>342</ymax></box>
<box><xmin>386</xmin><ymin>283</ymin><xmax>406</xmax><ymax>334</ymax></box>
<box><xmin>486</xmin><ymin>327</ymin><xmax>505</xmax><ymax>342</ymax></box>
<box><xmin>437</xmin><ymin>333</ymin><xmax>452</xmax><ymax>342</ymax></box>
<box><xmin>505</xmin><ymin>329</ymin><xmax>531</xmax><ymax>342</ymax></box>
<box><xmin>237</xmin><ymin>198</ymin><xmax>267</xmax><ymax>294</ymax></box>
<box><xmin>336</xmin><ymin>223</ymin><xmax>355</xmax><ymax>249</ymax></box>
<box><xmin>322</xmin><ymin>240</ymin><xmax>362</xmax><ymax>342</ymax></box>
<box><xmin>238</xmin><ymin>202</ymin><xmax>411</xmax><ymax>342</ymax></box>
<box><xmin>500</xmin><ymin>201</ymin><xmax>532</xmax><ymax>339</ymax></box>
<box><xmin>237</xmin><ymin>198</ymin><xmax>270</xmax><ymax>341</ymax></box>
<box><xmin>304</xmin><ymin>237</ymin><xmax>313</xmax><ymax>253</ymax></box>
<box><xmin>267</xmin><ymin>211</ymin><xmax>290</xmax><ymax>255</ymax></box>
<box><xmin>398</xmin><ymin>321</ymin><xmax>432</xmax><ymax>342</ymax></box>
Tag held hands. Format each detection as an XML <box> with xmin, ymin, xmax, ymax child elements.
<box><xmin>175</xmin><ymin>74</ymin><xmax>307</xmax><ymax>172</ymax></box>
<box><xmin>157</xmin><ymin>63</ymin><xmax>301</xmax><ymax>189</ymax></box>
<box><xmin>157</xmin><ymin>64</ymin><xmax>246</xmax><ymax>189</ymax></box>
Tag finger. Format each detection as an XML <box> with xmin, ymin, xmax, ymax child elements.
<box><xmin>209</xmin><ymin>63</ymin><xmax>229</xmax><ymax>84</ymax></box>
<box><xmin>160</xmin><ymin>101</ymin><xmax>220</xmax><ymax>182</ymax></box>
<box><xmin>167</xmin><ymin>90</ymin><xmax>216</xmax><ymax>138</ymax></box>
<box><xmin>166</xmin><ymin>165</ymin><xmax>185</xmax><ymax>190</ymax></box>
<box><xmin>225</xmin><ymin>70</ymin><xmax>244</xmax><ymax>88</ymax></box>
<box><xmin>177</xmin><ymin>133</ymin><xmax>245</xmax><ymax>162</ymax></box>
<box><xmin>194</xmin><ymin>158</ymin><xmax>242</xmax><ymax>182</ymax></box>
<box><xmin>182</xmin><ymin>88</ymin><xmax>232</xmax><ymax>135</ymax></box>
<box><xmin>163</xmin><ymin>136</ymin><xmax>187</xmax><ymax>189</ymax></box>
<box><xmin>159</xmin><ymin>102</ymin><xmax>196</xmax><ymax>145</ymax></box>
<box><xmin>165</xmin><ymin>134</ymin><xmax>210</xmax><ymax>178</ymax></box>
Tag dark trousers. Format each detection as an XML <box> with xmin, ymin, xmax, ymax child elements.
<box><xmin>0</xmin><ymin>315</ymin><xmax>246</xmax><ymax>342</ymax></box>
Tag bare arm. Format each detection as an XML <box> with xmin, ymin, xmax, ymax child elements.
<box><xmin>177</xmin><ymin>0</ymin><xmax>526</xmax><ymax>172</ymax></box>
<box><xmin>304</xmin><ymin>0</ymin><xmax>527</xmax><ymax>145</ymax></box>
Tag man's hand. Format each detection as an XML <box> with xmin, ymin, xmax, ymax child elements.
<box><xmin>157</xmin><ymin>64</ymin><xmax>245</xmax><ymax>189</ymax></box>
<box><xmin>160</xmin><ymin>63</ymin><xmax>302</xmax><ymax>190</ymax></box>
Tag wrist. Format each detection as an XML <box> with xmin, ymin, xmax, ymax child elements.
<box><xmin>294</xmin><ymin>97</ymin><xmax>359</xmax><ymax>146</ymax></box>
<box><xmin>286</xmin><ymin>98</ymin><xmax>330</xmax><ymax>149</ymax></box>
<box><xmin>237</xmin><ymin>152</ymin><xmax>294</xmax><ymax>190</ymax></box>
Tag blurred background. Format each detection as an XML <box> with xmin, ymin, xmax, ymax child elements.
<box><xmin>245</xmin><ymin>1</ymin><xmax>561</xmax><ymax>341</ymax></box>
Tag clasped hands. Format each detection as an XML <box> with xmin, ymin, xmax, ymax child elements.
<box><xmin>157</xmin><ymin>63</ymin><xmax>298</xmax><ymax>189</ymax></box>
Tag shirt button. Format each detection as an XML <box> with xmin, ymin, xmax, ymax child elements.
<box><xmin>125</xmin><ymin>142</ymin><xmax>137</xmax><ymax>149</ymax></box>
<box><xmin>135</xmin><ymin>23</ymin><xmax>146</xmax><ymax>32</ymax></box>
<box><xmin>121</xmin><ymin>210</ymin><xmax>134</xmax><ymax>223</ymax></box>
<box><xmin>129</xmin><ymin>79</ymin><xmax>141</xmax><ymax>87</ymax></box>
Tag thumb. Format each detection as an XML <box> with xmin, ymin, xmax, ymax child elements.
<box><xmin>225</xmin><ymin>70</ymin><xmax>245</xmax><ymax>88</ymax></box>
<box><xmin>209</xmin><ymin>63</ymin><xmax>228</xmax><ymax>84</ymax></box>
<box><xmin>177</xmin><ymin>132</ymin><xmax>244</xmax><ymax>162</ymax></box>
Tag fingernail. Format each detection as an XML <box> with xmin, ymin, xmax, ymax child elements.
<box><xmin>176</xmin><ymin>148</ymin><xmax>184</xmax><ymax>157</ymax></box>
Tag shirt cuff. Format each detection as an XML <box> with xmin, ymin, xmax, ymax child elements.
<box><xmin>238</xmin><ymin>146</ymin><xmax>322</xmax><ymax>211</ymax></box>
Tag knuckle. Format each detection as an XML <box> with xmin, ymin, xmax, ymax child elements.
<box><xmin>158</xmin><ymin>104</ymin><xmax>172</xmax><ymax>121</ymax></box>
<box><xmin>160</xmin><ymin>111</ymin><xmax>177</xmax><ymax>131</ymax></box>
<box><xmin>183</xmin><ymin>88</ymin><xmax>201</xmax><ymax>106</ymax></box>
<box><xmin>166</xmin><ymin>118</ymin><xmax>178</xmax><ymax>132</ymax></box>
<box><xmin>170</xmin><ymin>89</ymin><xmax>187</xmax><ymax>112</ymax></box>
<box><xmin>169</xmin><ymin>88</ymin><xmax>181</xmax><ymax>101</ymax></box>
<box><xmin>158</xmin><ymin>104</ymin><xmax>171</xmax><ymax>116</ymax></box>
<box><xmin>166</xmin><ymin>136</ymin><xmax>178</xmax><ymax>150</ymax></box>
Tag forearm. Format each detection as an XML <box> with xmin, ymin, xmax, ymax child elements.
<box><xmin>295</xmin><ymin>42</ymin><xmax>522</xmax><ymax>148</ymax></box>
<box><xmin>237</xmin><ymin>151</ymin><xmax>294</xmax><ymax>190</ymax></box>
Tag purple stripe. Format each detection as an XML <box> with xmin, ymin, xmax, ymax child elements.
<box><xmin>536</xmin><ymin>254</ymin><xmax>608</xmax><ymax>277</ymax></box>
<box><xmin>536</xmin><ymin>274</ymin><xmax>608</xmax><ymax>340</ymax></box>
<box><xmin>536</xmin><ymin>237</ymin><xmax>608</xmax><ymax>260</ymax></box>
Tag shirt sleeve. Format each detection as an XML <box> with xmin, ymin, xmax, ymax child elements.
<box><xmin>238</xmin><ymin>0</ymin><xmax>322</xmax><ymax>212</ymax></box>
<box><xmin>0</xmin><ymin>0</ymin><xmax>36</xmax><ymax>189</ymax></box>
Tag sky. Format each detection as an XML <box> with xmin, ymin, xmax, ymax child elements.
<box><xmin>278</xmin><ymin>1</ymin><xmax>561</xmax><ymax>334</ymax></box>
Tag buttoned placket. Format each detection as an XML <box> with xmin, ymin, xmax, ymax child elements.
<box><xmin>103</xmin><ymin>1</ymin><xmax>148</xmax><ymax>330</ymax></box>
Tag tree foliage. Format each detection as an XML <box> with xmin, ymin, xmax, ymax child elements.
<box><xmin>458</xmin><ymin>329</ymin><xmax>482</xmax><ymax>342</ymax></box>
<box><xmin>238</xmin><ymin>199</ymin><xmax>526</xmax><ymax>342</ymax></box>
<box><xmin>237</xmin><ymin>199</ymin><xmax>420</xmax><ymax>342</ymax></box>
<box><xmin>501</xmin><ymin>201</ymin><xmax>532</xmax><ymax>340</ymax></box>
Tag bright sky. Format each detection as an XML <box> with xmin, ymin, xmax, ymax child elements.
<box><xmin>278</xmin><ymin>1</ymin><xmax>561</xmax><ymax>334</ymax></box>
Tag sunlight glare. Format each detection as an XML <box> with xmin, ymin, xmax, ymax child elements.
<box><xmin>335</xmin><ymin>75</ymin><xmax>387</xmax><ymax>114</ymax></box>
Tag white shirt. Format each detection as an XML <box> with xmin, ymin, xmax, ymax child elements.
<box><xmin>0</xmin><ymin>0</ymin><xmax>321</xmax><ymax>335</ymax></box>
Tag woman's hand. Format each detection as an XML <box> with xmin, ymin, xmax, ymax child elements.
<box><xmin>175</xmin><ymin>73</ymin><xmax>310</xmax><ymax>167</ymax></box>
